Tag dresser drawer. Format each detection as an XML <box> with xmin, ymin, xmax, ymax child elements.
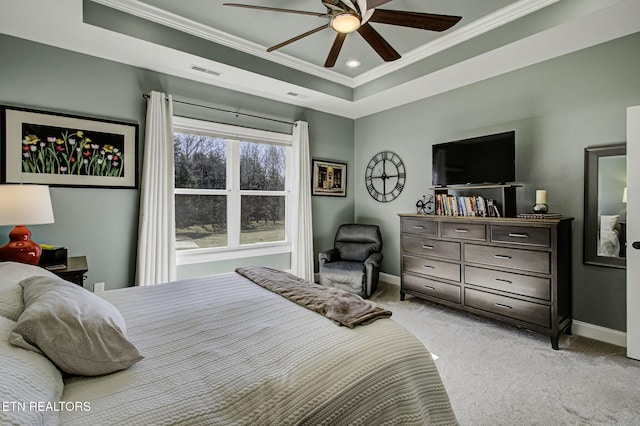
<box><xmin>402</xmin><ymin>274</ymin><xmax>461</xmax><ymax>304</ymax></box>
<box><xmin>402</xmin><ymin>219</ymin><xmax>438</xmax><ymax>236</ymax></box>
<box><xmin>465</xmin><ymin>266</ymin><xmax>551</xmax><ymax>300</ymax></box>
<box><xmin>403</xmin><ymin>236</ymin><xmax>461</xmax><ymax>260</ymax></box>
<box><xmin>441</xmin><ymin>222</ymin><xmax>486</xmax><ymax>241</ymax></box>
<box><xmin>402</xmin><ymin>255</ymin><xmax>461</xmax><ymax>282</ymax></box>
<box><xmin>491</xmin><ymin>225</ymin><xmax>550</xmax><ymax>247</ymax></box>
<box><xmin>464</xmin><ymin>244</ymin><xmax>550</xmax><ymax>274</ymax></box>
<box><xmin>465</xmin><ymin>288</ymin><xmax>550</xmax><ymax>328</ymax></box>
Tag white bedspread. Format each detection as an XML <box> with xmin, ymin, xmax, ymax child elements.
<box><xmin>61</xmin><ymin>272</ymin><xmax>457</xmax><ymax>425</ymax></box>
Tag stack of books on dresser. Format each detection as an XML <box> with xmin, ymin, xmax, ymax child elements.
<box><xmin>435</xmin><ymin>194</ymin><xmax>501</xmax><ymax>217</ymax></box>
<box><xmin>516</xmin><ymin>213</ymin><xmax>563</xmax><ymax>219</ymax></box>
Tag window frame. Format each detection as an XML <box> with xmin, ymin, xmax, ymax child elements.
<box><xmin>173</xmin><ymin>117</ymin><xmax>293</xmax><ymax>266</ymax></box>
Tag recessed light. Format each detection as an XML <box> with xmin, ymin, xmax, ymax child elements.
<box><xmin>345</xmin><ymin>59</ymin><xmax>361</xmax><ymax>68</ymax></box>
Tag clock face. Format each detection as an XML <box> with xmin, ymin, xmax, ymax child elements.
<box><xmin>365</xmin><ymin>151</ymin><xmax>406</xmax><ymax>203</ymax></box>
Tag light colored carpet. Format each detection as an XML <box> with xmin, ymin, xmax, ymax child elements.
<box><xmin>371</xmin><ymin>282</ymin><xmax>640</xmax><ymax>426</ymax></box>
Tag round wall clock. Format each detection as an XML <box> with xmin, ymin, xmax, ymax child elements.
<box><xmin>365</xmin><ymin>151</ymin><xmax>406</xmax><ymax>203</ymax></box>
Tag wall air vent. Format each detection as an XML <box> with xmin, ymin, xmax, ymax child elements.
<box><xmin>190</xmin><ymin>65</ymin><xmax>221</xmax><ymax>76</ymax></box>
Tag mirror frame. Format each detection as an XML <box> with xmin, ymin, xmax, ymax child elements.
<box><xmin>584</xmin><ymin>143</ymin><xmax>626</xmax><ymax>268</ymax></box>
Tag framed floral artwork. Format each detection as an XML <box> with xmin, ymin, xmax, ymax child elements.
<box><xmin>312</xmin><ymin>159</ymin><xmax>347</xmax><ymax>197</ymax></box>
<box><xmin>1</xmin><ymin>106</ymin><xmax>138</xmax><ymax>188</ymax></box>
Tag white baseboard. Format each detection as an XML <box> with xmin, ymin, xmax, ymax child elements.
<box><xmin>379</xmin><ymin>272</ymin><xmax>400</xmax><ymax>286</ymax></box>
<box><xmin>379</xmin><ymin>273</ymin><xmax>626</xmax><ymax>347</ymax></box>
<box><xmin>572</xmin><ymin>320</ymin><xmax>627</xmax><ymax>347</ymax></box>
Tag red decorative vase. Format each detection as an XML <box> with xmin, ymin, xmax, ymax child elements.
<box><xmin>0</xmin><ymin>225</ymin><xmax>42</xmax><ymax>265</ymax></box>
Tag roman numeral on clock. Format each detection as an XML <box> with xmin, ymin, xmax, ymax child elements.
<box><xmin>367</xmin><ymin>183</ymin><xmax>375</xmax><ymax>194</ymax></box>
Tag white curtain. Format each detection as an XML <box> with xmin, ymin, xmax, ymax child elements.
<box><xmin>136</xmin><ymin>91</ymin><xmax>176</xmax><ymax>285</ymax></box>
<box><xmin>290</xmin><ymin>121</ymin><xmax>314</xmax><ymax>281</ymax></box>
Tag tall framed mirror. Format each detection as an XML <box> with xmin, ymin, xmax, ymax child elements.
<box><xmin>584</xmin><ymin>143</ymin><xmax>627</xmax><ymax>268</ymax></box>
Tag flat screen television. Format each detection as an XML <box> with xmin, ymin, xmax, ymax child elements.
<box><xmin>432</xmin><ymin>131</ymin><xmax>515</xmax><ymax>186</ymax></box>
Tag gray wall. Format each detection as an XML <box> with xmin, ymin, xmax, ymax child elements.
<box><xmin>2</xmin><ymin>31</ymin><xmax>637</xmax><ymax>332</ymax></box>
<box><xmin>354</xmin><ymin>33</ymin><xmax>640</xmax><ymax>332</ymax></box>
<box><xmin>0</xmin><ymin>35</ymin><xmax>354</xmax><ymax>289</ymax></box>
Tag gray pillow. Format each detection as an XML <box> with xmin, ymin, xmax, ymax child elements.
<box><xmin>0</xmin><ymin>261</ymin><xmax>58</xmax><ymax>321</ymax></box>
<box><xmin>0</xmin><ymin>316</ymin><xmax>63</xmax><ymax>426</ymax></box>
<box><xmin>10</xmin><ymin>276</ymin><xmax>143</xmax><ymax>376</ymax></box>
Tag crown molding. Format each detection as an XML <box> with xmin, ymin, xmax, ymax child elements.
<box><xmin>353</xmin><ymin>0</ymin><xmax>560</xmax><ymax>86</ymax></box>
<box><xmin>90</xmin><ymin>0</ymin><xmax>558</xmax><ymax>89</ymax></box>
<box><xmin>90</xmin><ymin>0</ymin><xmax>355</xmax><ymax>87</ymax></box>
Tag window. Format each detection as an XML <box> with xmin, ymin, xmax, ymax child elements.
<box><xmin>173</xmin><ymin>117</ymin><xmax>293</xmax><ymax>264</ymax></box>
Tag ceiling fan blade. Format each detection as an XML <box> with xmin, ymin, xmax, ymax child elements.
<box><xmin>321</xmin><ymin>0</ymin><xmax>345</xmax><ymax>13</ymax></box>
<box><xmin>357</xmin><ymin>23</ymin><xmax>400</xmax><ymax>62</ymax></box>
<box><xmin>366</xmin><ymin>0</ymin><xmax>394</xmax><ymax>9</ymax></box>
<box><xmin>369</xmin><ymin>9</ymin><xmax>461</xmax><ymax>31</ymax></box>
<box><xmin>324</xmin><ymin>33</ymin><xmax>347</xmax><ymax>67</ymax></box>
<box><xmin>341</xmin><ymin>0</ymin><xmax>358</xmax><ymax>13</ymax></box>
<box><xmin>267</xmin><ymin>24</ymin><xmax>329</xmax><ymax>52</ymax></box>
<box><xmin>223</xmin><ymin>3</ymin><xmax>327</xmax><ymax>18</ymax></box>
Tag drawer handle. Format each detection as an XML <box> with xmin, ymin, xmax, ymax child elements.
<box><xmin>495</xmin><ymin>278</ymin><xmax>513</xmax><ymax>284</ymax></box>
<box><xmin>413</xmin><ymin>226</ymin><xmax>425</xmax><ymax>230</ymax></box>
<box><xmin>422</xmin><ymin>245</ymin><xmax>434</xmax><ymax>250</ymax></box>
<box><xmin>454</xmin><ymin>228</ymin><xmax>468</xmax><ymax>233</ymax></box>
<box><xmin>508</xmin><ymin>233</ymin><xmax>529</xmax><ymax>238</ymax></box>
<box><xmin>495</xmin><ymin>303</ymin><xmax>513</xmax><ymax>310</ymax></box>
<box><xmin>422</xmin><ymin>285</ymin><xmax>435</xmax><ymax>291</ymax></box>
<box><xmin>494</xmin><ymin>254</ymin><xmax>512</xmax><ymax>260</ymax></box>
<box><xmin>423</xmin><ymin>265</ymin><xmax>435</xmax><ymax>270</ymax></box>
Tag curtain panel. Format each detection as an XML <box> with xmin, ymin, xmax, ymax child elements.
<box><xmin>136</xmin><ymin>91</ymin><xmax>176</xmax><ymax>285</ymax></box>
<box><xmin>291</xmin><ymin>121</ymin><xmax>314</xmax><ymax>281</ymax></box>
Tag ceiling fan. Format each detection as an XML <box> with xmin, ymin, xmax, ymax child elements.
<box><xmin>223</xmin><ymin>0</ymin><xmax>462</xmax><ymax>68</ymax></box>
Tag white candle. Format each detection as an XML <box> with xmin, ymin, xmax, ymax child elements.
<box><xmin>536</xmin><ymin>190</ymin><xmax>547</xmax><ymax>204</ymax></box>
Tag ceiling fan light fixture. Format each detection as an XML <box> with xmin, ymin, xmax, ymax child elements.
<box><xmin>331</xmin><ymin>13</ymin><xmax>361</xmax><ymax>33</ymax></box>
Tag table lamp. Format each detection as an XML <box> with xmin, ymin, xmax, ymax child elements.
<box><xmin>0</xmin><ymin>184</ymin><xmax>55</xmax><ymax>265</ymax></box>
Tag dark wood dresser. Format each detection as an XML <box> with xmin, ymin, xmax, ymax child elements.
<box><xmin>399</xmin><ymin>214</ymin><xmax>573</xmax><ymax>349</ymax></box>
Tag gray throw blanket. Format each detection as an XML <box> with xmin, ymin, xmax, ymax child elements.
<box><xmin>235</xmin><ymin>266</ymin><xmax>392</xmax><ymax>328</ymax></box>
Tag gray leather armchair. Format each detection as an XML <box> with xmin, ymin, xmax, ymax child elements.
<box><xmin>318</xmin><ymin>224</ymin><xmax>383</xmax><ymax>298</ymax></box>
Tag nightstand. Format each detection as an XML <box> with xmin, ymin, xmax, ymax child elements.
<box><xmin>45</xmin><ymin>256</ymin><xmax>88</xmax><ymax>286</ymax></box>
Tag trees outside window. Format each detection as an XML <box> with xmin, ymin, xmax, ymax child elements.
<box><xmin>173</xmin><ymin>118</ymin><xmax>292</xmax><ymax>260</ymax></box>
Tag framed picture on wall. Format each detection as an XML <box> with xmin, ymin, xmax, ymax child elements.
<box><xmin>1</xmin><ymin>105</ymin><xmax>138</xmax><ymax>188</ymax></box>
<box><xmin>312</xmin><ymin>159</ymin><xmax>347</xmax><ymax>197</ymax></box>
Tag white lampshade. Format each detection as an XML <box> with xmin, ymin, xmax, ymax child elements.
<box><xmin>0</xmin><ymin>184</ymin><xmax>55</xmax><ymax>226</ymax></box>
<box><xmin>623</xmin><ymin>187</ymin><xmax>627</xmax><ymax>203</ymax></box>
<box><xmin>331</xmin><ymin>13</ymin><xmax>361</xmax><ymax>33</ymax></box>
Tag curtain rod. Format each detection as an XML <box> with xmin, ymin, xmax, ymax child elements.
<box><xmin>142</xmin><ymin>93</ymin><xmax>296</xmax><ymax>126</ymax></box>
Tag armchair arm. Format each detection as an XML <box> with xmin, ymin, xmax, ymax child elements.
<box><xmin>364</xmin><ymin>252</ymin><xmax>383</xmax><ymax>298</ymax></box>
<box><xmin>364</xmin><ymin>252</ymin><xmax>383</xmax><ymax>267</ymax></box>
<box><xmin>319</xmin><ymin>248</ymin><xmax>340</xmax><ymax>265</ymax></box>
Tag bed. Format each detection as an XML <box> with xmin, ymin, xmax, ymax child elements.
<box><xmin>0</xmin><ymin>261</ymin><xmax>457</xmax><ymax>425</ymax></box>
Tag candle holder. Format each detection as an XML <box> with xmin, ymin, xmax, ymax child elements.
<box><xmin>533</xmin><ymin>189</ymin><xmax>548</xmax><ymax>213</ymax></box>
<box><xmin>532</xmin><ymin>203</ymin><xmax>549</xmax><ymax>214</ymax></box>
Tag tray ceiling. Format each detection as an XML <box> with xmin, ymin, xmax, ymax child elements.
<box><xmin>1</xmin><ymin>0</ymin><xmax>638</xmax><ymax>118</ymax></box>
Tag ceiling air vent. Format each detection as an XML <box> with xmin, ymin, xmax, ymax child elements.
<box><xmin>286</xmin><ymin>91</ymin><xmax>309</xmax><ymax>99</ymax></box>
<box><xmin>190</xmin><ymin>65</ymin><xmax>221</xmax><ymax>76</ymax></box>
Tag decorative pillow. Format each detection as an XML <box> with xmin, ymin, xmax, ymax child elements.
<box><xmin>10</xmin><ymin>275</ymin><xmax>143</xmax><ymax>376</ymax></box>
<box><xmin>0</xmin><ymin>316</ymin><xmax>63</xmax><ymax>426</ymax></box>
<box><xmin>0</xmin><ymin>261</ymin><xmax>58</xmax><ymax>321</ymax></box>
